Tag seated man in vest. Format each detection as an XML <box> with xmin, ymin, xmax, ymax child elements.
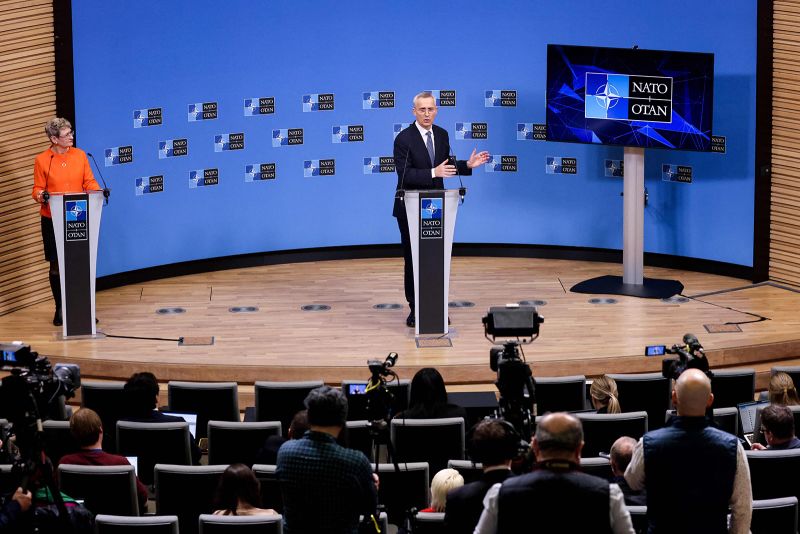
<box><xmin>609</xmin><ymin>436</ymin><xmax>646</xmax><ymax>506</ymax></box>
<box><xmin>474</xmin><ymin>412</ymin><xmax>634</xmax><ymax>534</ymax></box>
<box><xmin>58</xmin><ymin>408</ymin><xmax>149</xmax><ymax>512</ymax></box>
<box><xmin>752</xmin><ymin>403</ymin><xmax>800</xmax><ymax>450</ymax></box>
<box><xmin>444</xmin><ymin>419</ymin><xmax>517</xmax><ymax>534</ymax></box>
<box><xmin>625</xmin><ymin>369</ymin><xmax>752</xmax><ymax>533</ymax></box>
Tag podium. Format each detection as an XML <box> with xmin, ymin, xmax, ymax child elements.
<box><xmin>48</xmin><ymin>190</ymin><xmax>104</xmax><ymax>338</ymax></box>
<box><xmin>403</xmin><ymin>189</ymin><xmax>460</xmax><ymax>336</ymax></box>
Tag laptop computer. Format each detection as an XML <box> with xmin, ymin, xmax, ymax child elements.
<box><xmin>162</xmin><ymin>411</ymin><xmax>198</xmax><ymax>439</ymax></box>
<box><xmin>737</xmin><ymin>400</ymin><xmax>769</xmax><ymax>447</ymax></box>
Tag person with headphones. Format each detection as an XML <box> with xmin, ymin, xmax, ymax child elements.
<box><xmin>444</xmin><ymin>419</ymin><xmax>519</xmax><ymax>534</ymax></box>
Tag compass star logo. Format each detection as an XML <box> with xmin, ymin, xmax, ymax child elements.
<box><xmin>69</xmin><ymin>202</ymin><xmax>84</xmax><ymax>220</ymax></box>
<box><xmin>594</xmin><ymin>82</ymin><xmax>621</xmax><ymax>112</ymax></box>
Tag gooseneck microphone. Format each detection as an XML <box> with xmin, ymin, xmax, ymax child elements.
<box><xmin>86</xmin><ymin>152</ymin><xmax>111</xmax><ymax>204</ymax></box>
<box><xmin>449</xmin><ymin>148</ymin><xmax>466</xmax><ymax>204</ymax></box>
<box><xmin>42</xmin><ymin>154</ymin><xmax>54</xmax><ymax>203</ymax></box>
<box><xmin>396</xmin><ymin>144</ymin><xmax>411</xmax><ymax>204</ymax></box>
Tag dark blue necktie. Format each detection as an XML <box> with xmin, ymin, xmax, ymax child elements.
<box><xmin>426</xmin><ymin>131</ymin><xmax>435</xmax><ymax>167</ymax></box>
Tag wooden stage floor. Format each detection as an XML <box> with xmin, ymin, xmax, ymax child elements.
<box><xmin>2</xmin><ymin>257</ymin><xmax>800</xmax><ymax>390</ymax></box>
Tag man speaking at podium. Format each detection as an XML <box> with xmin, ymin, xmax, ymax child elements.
<box><xmin>393</xmin><ymin>91</ymin><xmax>489</xmax><ymax>328</ymax></box>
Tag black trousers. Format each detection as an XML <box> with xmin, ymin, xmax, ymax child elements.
<box><xmin>396</xmin><ymin>210</ymin><xmax>414</xmax><ymax>307</ymax></box>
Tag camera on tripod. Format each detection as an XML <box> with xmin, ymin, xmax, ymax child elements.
<box><xmin>645</xmin><ymin>333</ymin><xmax>711</xmax><ymax>380</ymax></box>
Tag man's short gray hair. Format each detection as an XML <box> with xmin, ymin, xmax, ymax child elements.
<box><xmin>413</xmin><ymin>91</ymin><xmax>435</xmax><ymax>108</ymax></box>
<box><xmin>45</xmin><ymin>117</ymin><xmax>71</xmax><ymax>139</ymax></box>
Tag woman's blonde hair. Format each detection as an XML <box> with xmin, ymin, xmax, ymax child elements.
<box><xmin>591</xmin><ymin>375</ymin><xmax>621</xmax><ymax>414</ymax></box>
<box><xmin>769</xmin><ymin>372</ymin><xmax>800</xmax><ymax>406</ymax></box>
<box><xmin>429</xmin><ymin>468</ymin><xmax>464</xmax><ymax>512</ymax></box>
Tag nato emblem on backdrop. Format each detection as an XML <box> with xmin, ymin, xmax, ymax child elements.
<box><xmin>65</xmin><ymin>200</ymin><xmax>88</xmax><ymax>241</ymax></box>
<box><xmin>304</xmin><ymin>159</ymin><xmax>335</xmax><ymax>177</ymax></box>
<box><xmin>662</xmin><ymin>164</ymin><xmax>692</xmax><ymax>183</ymax></box>
<box><xmin>455</xmin><ymin>122</ymin><xmax>488</xmax><ymax>140</ymax></box>
<box><xmin>133</xmin><ymin>107</ymin><xmax>162</xmax><ymax>128</ymax></box>
<box><xmin>188</xmin><ymin>102</ymin><xmax>218</xmax><ymax>121</ymax></box>
<box><xmin>332</xmin><ymin>125</ymin><xmax>364</xmax><ymax>143</ymax></box>
<box><xmin>393</xmin><ymin>123</ymin><xmax>412</xmax><ymax>138</ymax></box>
<box><xmin>485</xmin><ymin>155</ymin><xmax>517</xmax><ymax>172</ymax></box>
<box><xmin>190</xmin><ymin>168</ymin><xmax>219</xmax><ymax>188</ymax></box>
<box><xmin>546</xmin><ymin>156</ymin><xmax>577</xmax><ymax>175</ymax></box>
<box><xmin>517</xmin><ymin>123</ymin><xmax>547</xmax><ymax>141</ymax></box>
<box><xmin>363</xmin><ymin>91</ymin><xmax>395</xmax><ymax>109</ymax></box>
<box><xmin>244</xmin><ymin>97</ymin><xmax>275</xmax><ymax>116</ymax></box>
<box><xmin>159</xmin><ymin>139</ymin><xmax>188</xmax><ymax>159</ymax></box>
<box><xmin>605</xmin><ymin>160</ymin><xmax>624</xmax><ymax>177</ymax></box>
<box><xmin>363</xmin><ymin>157</ymin><xmax>395</xmax><ymax>174</ymax></box>
<box><xmin>104</xmin><ymin>145</ymin><xmax>133</xmax><ymax>166</ymax></box>
<box><xmin>245</xmin><ymin>163</ymin><xmax>276</xmax><ymax>182</ymax></box>
<box><xmin>135</xmin><ymin>175</ymin><xmax>164</xmax><ymax>195</ymax></box>
<box><xmin>485</xmin><ymin>90</ymin><xmax>517</xmax><ymax>107</ymax></box>
<box><xmin>585</xmin><ymin>73</ymin><xmax>673</xmax><ymax>123</ymax></box>
<box><xmin>303</xmin><ymin>93</ymin><xmax>335</xmax><ymax>112</ymax></box>
<box><xmin>272</xmin><ymin>128</ymin><xmax>304</xmax><ymax>147</ymax></box>
<box><xmin>428</xmin><ymin>90</ymin><xmax>456</xmax><ymax>107</ymax></box>
<box><xmin>215</xmin><ymin>133</ymin><xmax>245</xmax><ymax>152</ymax></box>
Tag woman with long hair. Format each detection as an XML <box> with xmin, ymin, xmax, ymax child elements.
<box><xmin>768</xmin><ymin>372</ymin><xmax>800</xmax><ymax>406</ymax></box>
<box><xmin>213</xmin><ymin>464</ymin><xmax>276</xmax><ymax>516</ymax></box>
<box><xmin>395</xmin><ymin>368</ymin><xmax>466</xmax><ymax>419</ymax></box>
<box><xmin>590</xmin><ymin>375</ymin><xmax>621</xmax><ymax>414</ymax></box>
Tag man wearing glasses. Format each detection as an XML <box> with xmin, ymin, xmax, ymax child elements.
<box><xmin>32</xmin><ymin>117</ymin><xmax>101</xmax><ymax>326</ymax></box>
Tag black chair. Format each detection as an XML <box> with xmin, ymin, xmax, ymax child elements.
<box><xmin>252</xmin><ymin>464</ymin><xmax>282</xmax><ymax>512</ymax></box>
<box><xmin>746</xmin><ymin>449</ymin><xmax>800</xmax><ymax>503</ymax></box>
<box><xmin>343</xmin><ymin>420</ymin><xmax>374</xmax><ymax>461</ymax></box>
<box><xmin>447</xmin><ymin>459</ymin><xmax>483</xmax><ymax>484</ymax></box>
<box><xmin>360</xmin><ymin>512</ymin><xmax>388</xmax><ymax>534</ymax></box>
<box><xmin>413</xmin><ymin>511</ymin><xmax>446</xmax><ymax>534</ymax></box>
<box><xmin>207</xmin><ymin>421</ymin><xmax>281</xmax><ymax>466</ymax></box>
<box><xmin>168</xmin><ymin>381</ymin><xmax>240</xmax><ymax>440</ymax></box>
<box><xmin>711</xmin><ymin>369</ymin><xmax>756</xmax><ymax>409</ymax></box>
<box><xmin>198</xmin><ymin>513</ymin><xmax>283</xmax><ymax>534</ymax></box>
<box><xmin>626</xmin><ymin>505</ymin><xmax>647</xmax><ymax>534</ymax></box>
<box><xmin>534</xmin><ymin>375</ymin><xmax>586</xmax><ymax>414</ymax></box>
<box><xmin>58</xmin><ymin>464</ymin><xmax>140</xmax><ymax>516</ymax></box>
<box><xmin>95</xmin><ymin>514</ymin><xmax>179</xmax><ymax>534</ymax></box>
<box><xmin>575</xmin><ymin>412</ymin><xmax>648</xmax><ymax>458</ymax></box>
<box><xmin>342</xmin><ymin>379</ymin><xmax>410</xmax><ymax>421</ymax></box>
<box><xmin>155</xmin><ymin>464</ymin><xmax>227</xmax><ymax>534</ymax></box>
<box><xmin>117</xmin><ymin>421</ymin><xmax>192</xmax><ymax>485</ymax></box>
<box><xmin>254</xmin><ymin>381</ymin><xmax>323</xmax><ymax>437</ymax></box>
<box><xmin>373</xmin><ymin>462</ymin><xmax>429</xmax><ymax>526</ymax></box>
<box><xmin>42</xmin><ymin>419</ymin><xmax>78</xmax><ymax>464</ymax></box>
<box><xmin>0</xmin><ymin>464</ymin><xmax>16</xmax><ymax>496</ymax></box>
<box><xmin>751</xmin><ymin>497</ymin><xmax>799</xmax><ymax>534</ymax></box>
<box><xmin>665</xmin><ymin>407</ymin><xmax>739</xmax><ymax>437</ymax></box>
<box><xmin>391</xmin><ymin>417</ymin><xmax>465</xmax><ymax>478</ymax></box>
<box><xmin>80</xmin><ymin>380</ymin><xmax>127</xmax><ymax>453</ymax></box>
<box><xmin>579</xmin><ymin>456</ymin><xmax>613</xmax><ymax>481</ymax></box>
<box><xmin>607</xmin><ymin>373</ymin><xmax>671</xmax><ymax>430</ymax></box>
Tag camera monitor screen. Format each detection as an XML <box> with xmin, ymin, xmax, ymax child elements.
<box><xmin>546</xmin><ymin>44</ymin><xmax>714</xmax><ymax>151</ymax></box>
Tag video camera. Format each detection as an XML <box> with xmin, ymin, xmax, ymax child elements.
<box><xmin>645</xmin><ymin>334</ymin><xmax>711</xmax><ymax>380</ymax></box>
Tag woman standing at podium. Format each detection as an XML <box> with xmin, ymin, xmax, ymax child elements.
<box><xmin>31</xmin><ymin>117</ymin><xmax>100</xmax><ymax>326</ymax></box>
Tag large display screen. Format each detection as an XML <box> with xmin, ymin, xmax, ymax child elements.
<box><xmin>546</xmin><ymin>45</ymin><xmax>714</xmax><ymax>151</ymax></box>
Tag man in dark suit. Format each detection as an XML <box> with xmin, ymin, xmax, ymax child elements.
<box><xmin>444</xmin><ymin>419</ymin><xmax>516</xmax><ymax>534</ymax></box>
<box><xmin>393</xmin><ymin>91</ymin><xmax>489</xmax><ymax>327</ymax></box>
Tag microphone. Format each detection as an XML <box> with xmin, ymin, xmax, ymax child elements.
<box><xmin>42</xmin><ymin>154</ymin><xmax>54</xmax><ymax>203</ymax></box>
<box><xmin>683</xmin><ymin>333</ymin><xmax>704</xmax><ymax>355</ymax></box>
<box><xmin>86</xmin><ymin>152</ymin><xmax>111</xmax><ymax>204</ymax></box>
<box><xmin>396</xmin><ymin>144</ymin><xmax>411</xmax><ymax>203</ymax></box>
<box><xmin>449</xmin><ymin>148</ymin><xmax>466</xmax><ymax>204</ymax></box>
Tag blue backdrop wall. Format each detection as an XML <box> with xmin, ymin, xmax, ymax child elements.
<box><xmin>70</xmin><ymin>0</ymin><xmax>757</xmax><ymax>277</ymax></box>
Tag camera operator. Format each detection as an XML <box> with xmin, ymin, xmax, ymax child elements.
<box><xmin>0</xmin><ymin>487</ymin><xmax>33</xmax><ymax>529</ymax></box>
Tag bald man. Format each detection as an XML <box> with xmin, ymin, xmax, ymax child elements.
<box><xmin>474</xmin><ymin>413</ymin><xmax>634</xmax><ymax>534</ymax></box>
<box><xmin>625</xmin><ymin>369</ymin><xmax>752</xmax><ymax>533</ymax></box>
<box><xmin>610</xmin><ymin>436</ymin><xmax>646</xmax><ymax>506</ymax></box>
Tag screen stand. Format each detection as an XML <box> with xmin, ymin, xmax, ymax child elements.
<box><xmin>570</xmin><ymin>147</ymin><xmax>684</xmax><ymax>299</ymax></box>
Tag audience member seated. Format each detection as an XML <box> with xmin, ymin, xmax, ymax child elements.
<box><xmin>474</xmin><ymin>413</ymin><xmax>634</xmax><ymax>533</ymax></box>
<box><xmin>119</xmin><ymin>372</ymin><xmax>201</xmax><ymax>464</ymax></box>
<box><xmin>254</xmin><ymin>410</ymin><xmax>308</xmax><ymax>465</ymax></box>
<box><xmin>769</xmin><ymin>372</ymin><xmax>800</xmax><ymax>406</ymax></box>
<box><xmin>58</xmin><ymin>408</ymin><xmax>148</xmax><ymax>511</ymax></box>
<box><xmin>591</xmin><ymin>375</ymin><xmax>621</xmax><ymax>414</ymax></box>
<box><xmin>419</xmin><ymin>468</ymin><xmax>463</xmax><ymax>513</ymax></box>
<box><xmin>752</xmin><ymin>404</ymin><xmax>800</xmax><ymax>451</ymax></box>
<box><xmin>213</xmin><ymin>463</ymin><xmax>277</xmax><ymax>516</ymax></box>
<box><xmin>445</xmin><ymin>419</ymin><xmax>516</xmax><ymax>534</ymax></box>
<box><xmin>394</xmin><ymin>368</ymin><xmax>466</xmax><ymax>420</ymax></box>
<box><xmin>0</xmin><ymin>487</ymin><xmax>32</xmax><ymax>530</ymax></box>
<box><xmin>608</xmin><ymin>436</ymin><xmax>645</xmax><ymax>506</ymax></box>
<box><xmin>625</xmin><ymin>369</ymin><xmax>752</xmax><ymax>533</ymax></box>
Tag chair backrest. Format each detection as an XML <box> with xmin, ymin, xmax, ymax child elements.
<box><xmin>391</xmin><ymin>418</ymin><xmax>465</xmax><ymax>478</ymax></box>
<box><xmin>607</xmin><ymin>373</ymin><xmax>671</xmax><ymax>430</ymax></box>
<box><xmin>0</xmin><ymin>464</ymin><xmax>17</xmax><ymax>496</ymax></box>
<box><xmin>751</xmin><ymin>497</ymin><xmax>799</xmax><ymax>534</ymax></box>
<box><xmin>534</xmin><ymin>375</ymin><xmax>586</xmax><ymax>414</ymax></box>
<box><xmin>447</xmin><ymin>459</ymin><xmax>484</xmax><ymax>485</ymax></box>
<box><xmin>95</xmin><ymin>514</ymin><xmax>179</xmax><ymax>534</ymax></box>
<box><xmin>342</xmin><ymin>379</ymin><xmax>411</xmax><ymax>421</ymax></box>
<box><xmin>343</xmin><ymin>420</ymin><xmax>374</xmax><ymax>461</ymax></box>
<box><xmin>413</xmin><ymin>511</ymin><xmax>446</xmax><ymax>534</ymax></box>
<box><xmin>746</xmin><ymin>449</ymin><xmax>800</xmax><ymax>502</ymax></box>
<box><xmin>359</xmin><ymin>512</ymin><xmax>388</xmax><ymax>534</ymax></box>
<box><xmin>252</xmin><ymin>464</ymin><xmax>282</xmax><ymax>513</ymax></box>
<box><xmin>254</xmin><ymin>381</ymin><xmax>323</xmax><ymax>437</ymax></box>
<box><xmin>80</xmin><ymin>380</ymin><xmax>126</xmax><ymax>453</ymax></box>
<box><xmin>373</xmin><ymin>462</ymin><xmax>430</xmax><ymax>526</ymax></box>
<box><xmin>711</xmin><ymin>369</ymin><xmax>756</xmax><ymax>409</ymax></box>
<box><xmin>198</xmin><ymin>513</ymin><xmax>283</xmax><ymax>534</ymax></box>
<box><xmin>58</xmin><ymin>464</ymin><xmax>139</xmax><ymax>516</ymax></box>
<box><xmin>117</xmin><ymin>421</ymin><xmax>191</xmax><ymax>485</ymax></box>
<box><xmin>42</xmin><ymin>419</ymin><xmax>78</xmax><ymax>464</ymax></box>
<box><xmin>664</xmin><ymin>407</ymin><xmax>739</xmax><ymax>437</ymax></box>
<box><xmin>155</xmin><ymin>464</ymin><xmax>227</xmax><ymax>534</ymax></box>
<box><xmin>575</xmin><ymin>411</ymin><xmax>648</xmax><ymax>457</ymax></box>
<box><xmin>168</xmin><ymin>381</ymin><xmax>240</xmax><ymax>440</ymax></box>
<box><xmin>579</xmin><ymin>456</ymin><xmax>613</xmax><ymax>481</ymax></box>
<box><xmin>207</xmin><ymin>421</ymin><xmax>281</xmax><ymax>466</ymax></box>
<box><xmin>626</xmin><ymin>505</ymin><xmax>648</xmax><ymax>534</ymax></box>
